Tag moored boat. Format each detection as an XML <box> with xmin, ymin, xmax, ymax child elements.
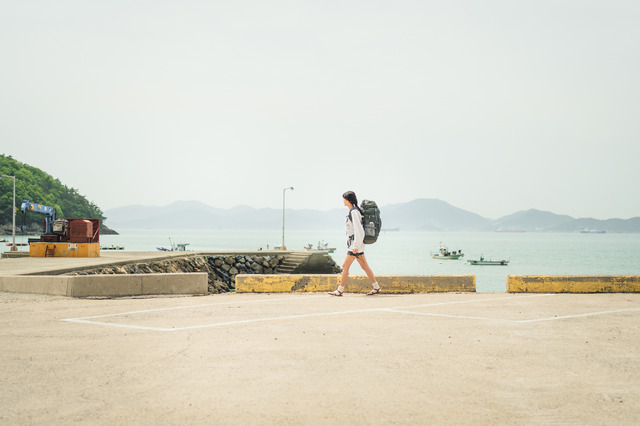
<box><xmin>157</xmin><ymin>238</ymin><xmax>190</xmax><ymax>252</ymax></box>
<box><xmin>304</xmin><ymin>240</ymin><xmax>336</xmax><ymax>253</ymax></box>
<box><xmin>467</xmin><ymin>256</ymin><xmax>509</xmax><ymax>266</ymax></box>
<box><xmin>431</xmin><ymin>244</ymin><xmax>464</xmax><ymax>260</ymax></box>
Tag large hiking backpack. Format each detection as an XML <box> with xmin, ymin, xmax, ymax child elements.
<box><xmin>360</xmin><ymin>199</ymin><xmax>382</xmax><ymax>244</ymax></box>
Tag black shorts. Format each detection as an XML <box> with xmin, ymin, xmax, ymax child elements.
<box><xmin>348</xmin><ymin>251</ymin><xmax>364</xmax><ymax>258</ymax></box>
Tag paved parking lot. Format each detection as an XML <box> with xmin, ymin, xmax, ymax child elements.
<box><xmin>1</xmin><ymin>291</ymin><xmax>639</xmax><ymax>424</ymax></box>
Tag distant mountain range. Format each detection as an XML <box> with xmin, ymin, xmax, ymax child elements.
<box><xmin>104</xmin><ymin>199</ymin><xmax>640</xmax><ymax>233</ymax></box>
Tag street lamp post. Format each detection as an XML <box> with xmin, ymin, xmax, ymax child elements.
<box><xmin>0</xmin><ymin>175</ymin><xmax>16</xmax><ymax>251</ymax></box>
<box><xmin>281</xmin><ymin>186</ymin><xmax>294</xmax><ymax>250</ymax></box>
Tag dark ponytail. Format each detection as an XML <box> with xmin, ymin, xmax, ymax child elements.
<box><xmin>343</xmin><ymin>191</ymin><xmax>363</xmax><ymax>215</ymax></box>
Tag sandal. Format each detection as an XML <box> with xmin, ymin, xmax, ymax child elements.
<box><xmin>328</xmin><ymin>290</ymin><xmax>343</xmax><ymax>297</ymax></box>
<box><xmin>366</xmin><ymin>288</ymin><xmax>381</xmax><ymax>296</ymax></box>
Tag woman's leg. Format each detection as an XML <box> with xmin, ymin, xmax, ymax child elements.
<box><xmin>356</xmin><ymin>254</ymin><xmax>381</xmax><ymax>294</ymax></box>
<box><xmin>340</xmin><ymin>254</ymin><xmax>357</xmax><ymax>287</ymax></box>
<box><xmin>329</xmin><ymin>254</ymin><xmax>357</xmax><ymax>295</ymax></box>
<box><xmin>355</xmin><ymin>254</ymin><xmax>376</xmax><ymax>284</ymax></box>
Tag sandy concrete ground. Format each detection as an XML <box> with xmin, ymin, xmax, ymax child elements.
<box><xmin>1</xmin><ymin>291</ymin><xmax>639</xmax><ymax>425</ymax></box>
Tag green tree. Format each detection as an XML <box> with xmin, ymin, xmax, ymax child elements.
<box><xmin>0</xmin><ymin>154</ymin><xmax>106</xmax><ymax>229</ymax></box>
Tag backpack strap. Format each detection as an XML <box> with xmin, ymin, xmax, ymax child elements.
<box><xmin>347</xmin><ymin>207</ymin><xmax>363</xmax><ymax>224</ymax></box>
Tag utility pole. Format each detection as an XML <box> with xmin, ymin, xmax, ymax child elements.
<box><xmin>281</xmin><ymin>186</ymin><xmax>294</xmax><ymax>250</ymax></box>
<box><xmin>0</xmin><ymin>175</ymin><xmax>16</xmax><ymax>251</ymax></box>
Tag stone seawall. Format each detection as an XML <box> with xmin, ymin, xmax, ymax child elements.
<box><xmin>69</xmin><ymin>252</ymin><xmax>341</xmax><ymax>293</ymax></box>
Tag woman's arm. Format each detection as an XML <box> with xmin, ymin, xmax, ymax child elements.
<box><xmin>351</xmin><ymin>209</ymin><xmax>365</xmax><ymax>252</ymax></box>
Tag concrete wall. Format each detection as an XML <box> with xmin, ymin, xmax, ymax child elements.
<box><xmin>0</xmin><ymin>275</ymin><xmax>70</xmax><ymax>296</ymax></box>
<box><xmin>236</xmin><ymin>274</ymin><xmax>476</xmax><ymax>293</ymax></box>
<box><xmin>0</xmin><ymin>273</ymin><xmax>208</xmax><ymax>297</ymax></box>
<box><xmin>507</xmin><ymin>275</ymin><xmax>640</xmax><ymax>293</ymax></box>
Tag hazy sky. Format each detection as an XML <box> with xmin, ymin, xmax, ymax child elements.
<box><xmin>2</xmin><ymin>0</ymin><xmax>639</xmax><ymax>219</ymax></box>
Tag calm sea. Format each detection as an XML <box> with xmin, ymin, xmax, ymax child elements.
<box><xmin>3</xmin><ymin>230</ymin><xmax>639</xmax><ymax>293</ymax></box>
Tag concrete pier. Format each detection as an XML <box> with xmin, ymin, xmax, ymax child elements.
<box><xmin>4</xmin><ymin>252</ymin><xmax>640</xmax><ymax>297</ymax></box>
<box><xmin>0</xmin><ymin>250</ymin><xmax>324</xmax><ymax>297</ymax></box>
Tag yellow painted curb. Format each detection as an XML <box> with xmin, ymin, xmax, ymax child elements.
<box><xmin>507</xmin><ymin>275</ymin><xmax>640</xmax><ymax>293</ymax></box>
<box><xmin>235</xmin><ymin>274</ymin><xmax>476</xmax><ymax>293</ymax></box>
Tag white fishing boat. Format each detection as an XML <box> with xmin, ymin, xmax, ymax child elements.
<box><xmin>304</xmin><ymin>240</ymin><xmax>336</xmax><ymax>253</ymax></box>
<box><xmin>157</xmin><ymin>238</ymin><xmax>190</xmax><ymax>252</ymax></box>
<box><xmin>431</xmin><ymin>243</ymin><xmax>464</xmax><ymax>260</ymax></box>
<box><xmin>467</xmin><ymin>256</ymin><xmax>509</xmax><ymax>266</ymax></box>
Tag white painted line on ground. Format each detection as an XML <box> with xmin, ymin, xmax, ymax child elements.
<box><xmin>384</xmin><ymin>309</ymin><xmax>515</xmax><ymax>322</ymax></box>
<box><xmin>61</xmin><ymin>293</ymin><xmax>558</xmax><ymax>332</ymax></box>
<box><xmin>515</xmin><ymin>307</ymin><xmax>640</xmax><ymax>323</ymax></box>
<box><xmin>62</xmin><ymin>318</ymin><xmax>177</xmax><ymax>332</ymax></box>
<box><xmin>389</xmin><ymin>293</ymin><xmax>554</xmax><ymax>310</ymax></box>
<box><xmin>62</xmin><ymin>306</ymin><xmax>386</xmax><ymax>332</ymax></box>
<box><xmin>386</xmin><ymin>307</ymin><xmax>640</xmax><ymax>323</ymax></box>
<box><xmin>61</xmin><ymin>294</ymin><xmax>325</xmax><ymax>321</ymax></box>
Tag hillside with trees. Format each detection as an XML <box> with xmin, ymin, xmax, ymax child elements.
<box><xmin>0</xmin><ymin>154</ymin><xmax>112</xmax><ymax>233</ymax></box>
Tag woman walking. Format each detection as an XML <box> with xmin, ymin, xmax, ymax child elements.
<box><xmin>329</xmin><ymin>191</ymin><xmax>381</xmax><ymax>296</ymax></box>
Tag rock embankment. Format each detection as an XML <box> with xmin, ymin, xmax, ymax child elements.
<box><xmin>70</xmin><ymin>253</ymin><xmax>341</xmax><ymax>293</ymax></box>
